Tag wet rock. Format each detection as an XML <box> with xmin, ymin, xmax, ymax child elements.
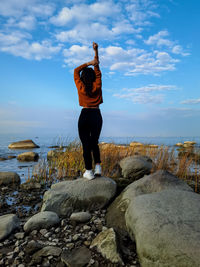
<box><xmin>41</xmin><ymin>177</ymin><xmax>116</xmax><ymax>216</ymax></box>
<box><xmin>0</xmin><ymin>214</ymin><xmax>20</xmax><ymax>241</ymax></box>
<box><xmin>8</xmin><ymin>139</ymin><xmax>39</xmax><ymax>149</ymax></box>
<box><xmin>17</xmin><ymin>152</ymin><xmax>39</xmax><ymax>162</ymax></box>
<box><xmin>61</xmin><ymin>246</ymin><xmax>91</xmax><ymax>267</ymax></box>
<box><xmin>119</xmin><ymin>155</ymin><xmax>153</xmax><ymax>180</ymax></box>
<box><xmin>7</xmin><ymin>155</ymin><xmax>16</xmax><ymax>159</ymax></box>
<box><xmin>0</xmin><ymin>172</ymin><xmax>20</xmax><ymax>186</ymax></box>
<box><xmin>0</xmin><ymin>157</ymin><xmax>7</xmax><ymax>161</ymax></box>
<box><xmin>90</xmin><ymin>228</ymin><xmax>123</xmax><ymax>265</ymax></box>
<box><xmin>70</xmin><ymin>211</ymin><xmax>91</xmax><ymax>223</ymax></box>
<box><xmin>24</xmin><ymin>211</ymin><xmax>60</xmax><ymax>232</ymax></box>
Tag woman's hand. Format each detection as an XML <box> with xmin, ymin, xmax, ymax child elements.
<box><xmin>93</xmin><ymin>42</ymin><xmax>98</xmax><ymax>51</ymax></box>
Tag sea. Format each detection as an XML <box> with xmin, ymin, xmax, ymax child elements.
<box><xmin>0</xmin><ymin>133</ymin><xmax>200</xmax><ymax>183</ymax></box>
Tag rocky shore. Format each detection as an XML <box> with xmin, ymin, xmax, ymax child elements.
<box><xmin>1</xmin><ymin>139</ymin><xmax>200</xmax><ymax>267</ymax></box>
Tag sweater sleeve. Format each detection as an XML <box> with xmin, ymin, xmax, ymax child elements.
<box><xmin>94</xmin><ymin>64</ymin><xmax>102</xmax><ymax>89</ymax></box>
<box><xmin>74</xmin><ymin>63</ymin><xmax>88</xmax><ymax>93</ymax></box>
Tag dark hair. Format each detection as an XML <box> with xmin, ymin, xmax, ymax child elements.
<box><xmin>80</xmin><ymin>67</ymin><xmax>96</xmax><ymax>97</ymax></box>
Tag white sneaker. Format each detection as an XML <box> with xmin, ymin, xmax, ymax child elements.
<box><xmin>83</xmin><ymin>170</ymin><xmax>95</xmax><ymax>180</ymax></box>
<box><xmin>94</xmin><ymin>164</ymin><xmax>102</xmax><ymax>177</ymax></box>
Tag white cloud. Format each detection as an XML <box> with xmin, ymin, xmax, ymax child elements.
<box><xmin>181</xmin><ymin>98</ymin><xmax>200</xmax><ymax>105</ymax></box>
<box><xmin>0</xmin><ymin>32</ymin><xmax>61</xmax><ymax>60</ymax></box>
<box><xmin>113</xmin><ymin>84</ymin><xmax>178</xmax><ymax>104</ymax></box>
<box><xmin>50</xmin><ymin>2</ymin><xmax>120</xmax><ymax>26</ymax></box>
<box><xmin>172</xmin><ymin>45</ymin><xmax>190</xmax><ymax>56</ymax></box>
<box><xmin>0</xmin><ymin>0</ymin><xmax>54</xmax><ymax>17</ymax></box>
<box><xmin>145</xmin><ymin>30</ymin><xmax>173</xmax><ymax>47</ymax></box>
<box><xmin>125</xmin><ymin>0</ymin><xmax>160</xmax><ymax>26</ymax></box>
<box><xmin>63</xmin><ymin>44</ymin><xmax>179</xmax><ymax>75</ymax></box>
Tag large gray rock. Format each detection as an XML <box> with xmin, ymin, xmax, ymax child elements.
<box><xmin>90</xmin><ymin>228</ymin><xmax>123</xmax><ymax>265</ymax></box>
<box><xmin>119</xmin><ymin>155</ymin><xmax>153</xmax><ymax>179</ymax></box>
<box><xmin>126</xmin><ymin>190</ymin><xmax>200</xmax><ymax>267</ymax></box>
<box><xmin>24</xmin><ymin>211</ymin><xmax>60</xmax><ymax>232</ymax></box>
<box><xmin>0</xmin><ymin>214</ymin><xmax>20</xmax><ymax>241</ymax></box>
<box><xmin>106</xmin><ymin>170</ymin><xmax>192</xmax><ymax>236</ymax></box>
<box><xmin>0</xmin><ymin>172</ymin><xmax>20</xmax><ymax>186</ymax></box>
<box><xmin>41</xmin><ymin>177</ymin><xmax>117</xmax><ymax>216</ymax></box>
<box><xmin>8</xmin><ymin>139</ymin><xmax>39</xmax><ymax>149</ymax></box>
<box><xmin>17</xmin><ymin>152</ymin><xmax>39</xmax><ymax>162</ymax></box>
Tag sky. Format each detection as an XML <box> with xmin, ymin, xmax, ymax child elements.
<box><xmin>0</xmin><ymin>0</ymin><xmax>200</xmax><ymax>137</ymax></box>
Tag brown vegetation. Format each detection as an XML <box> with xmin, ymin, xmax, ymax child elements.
<box><xmin>29</xmin><ymin>141</ymin><xmax>200</xmax><ymax>193</ymax></box>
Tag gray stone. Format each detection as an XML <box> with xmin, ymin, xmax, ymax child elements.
<box><xmin>20</xmin><ymin>181</ymin><xmax>41</xmax><ymax>190</ymax></box>
<box><xmin>0</xmin><ymin>214</ymin><xmax>20</xmax><ymax>241</ymax></box>
<box><xmin>33</xmin><ymin>246</ymin><xmax>62</xmax><ymax>258</ymax></box>
<box><xmin>90</xmin><ymin>228</ymin><xmax>123</xmax><ymax>265</ymax></box>
<box><xmin>41</xmin><ymin>177</ymin><xmax>116</xmax><ymax>216</ymax></box>
<box><xmin>23</xmin><ymin>211</ymin><xmax>60</xmax><ymax>232</ymax></box>
<box><xmin>61</xmin><ymin>246</ymin><xmax>91</xmax><ymax>267</ymax></box>
<box><xmin>125</xmin><ymin>190</ymin><xmax>200</xmax><ymax>267</ymax></box>
<box><xmin>0</xmin><ymin>172</ymin><xmax>20</xmax><ymax>186</ymax></box>
<box><xmin>106</xmin><ymin>170</ymin><xmax>192</xmax><ymax>236</ymax></box>
<box><xmin>8</xmin><ymin>139</ymin><xmax>39</xmax><ymax>149</ymax></box>
<box><xmin>14</xmin><ymin>232</ymin><xmax>25</xmax><ymax>239</ymax></box>
<box><xmin>17</xmin><ymin>151</ymin><xmax>39</xmax><ymax>162</ymax></box>
<box><xmin>119</xmin><ymin>155</ymin><xmax>153</xmax><ymax>179</ymax></box>
<box><xmin>70</xmin><ymin>211</ymin><xmax>91</xmax><ymax>223</ymax></box>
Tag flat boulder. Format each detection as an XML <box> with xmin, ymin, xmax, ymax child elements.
<box><xmin>8</xmin><ymin>139</ymin><xmax>39</xmax><ymax>149</ymax></box>
<box><xmin>24</xmin><ymin>211</ymin><xmax>60</xmax><ymax>232</ymax></box>
<box><xmin>0</xmin><ymin>172</ymin><xmax>20</xmax><ymax>186</ymax></box>
<box><xmin>119</xmin><ymin>155</ymin><xmax>153</xmax><ymax>180</ymax></box>
<box><xmin>41</xmin><ymin>177</ymin><xmax>117</xmax><ymax>216</ymax></box>
<box><xmin>0</xmin><ymin>214</ymin><xmax>20</xmax><ymax>241</ymax></box>
<box><xmin>17</xmin><ymin>152</ymin><xmax>39</xmax><ymax>162</ymax></box>
<box><xmin>126</xmin><ymin>190</ymin><xmax>200</xmax><ymax>267</ymax></box>
<box><xmin>106</xmin><ymin>170</ymin><xmax>192</xmax><ymax>236</ymax></box>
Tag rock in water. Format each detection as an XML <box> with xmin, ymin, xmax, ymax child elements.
<box><xmin>0</xmin><ymin>214</ymin><xmax>20</xmax><ymax>241</ymax></box>
<box><xmin>126</xmin><ymin>190</ymin><xmax>200</xmax><ymax>267</ymax></box>
<box><xmin>119</xmin><ymin>155</ymin><xmax>153</xmax><ymax>180</ymax></box>
<box><xmin>90</xmin><ymin>228</ymin><xmax>123</xmax><ymax>265</ymax></box>
<box><xmin>17</xmin><ymin>152</ymin><xmax>39</xmax><ymax>162</ymax></box>
<box><xmin>0</xmin><ymin>172</ymin><xmax>20</xmax><ymax>186</ymax></box>
<box><xmin>41</xmin><ymin>177</ymin><xmax>116</xmax><ymax>216</ymax></box>
<box><xmin>23</xmin><ymin>211</ymin><xmax>60</xmax><ymax>232</ymax></box>
<box><xmin>8</xmin><ymin>139</ymin><xmax>39</xmax><ymax>149</ymax></box>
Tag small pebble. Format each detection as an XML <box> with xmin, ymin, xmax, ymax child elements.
<box><xmin>40</xmin><ymin>229</ymin><xmax>48</xmax><ymax>235</ymax></box>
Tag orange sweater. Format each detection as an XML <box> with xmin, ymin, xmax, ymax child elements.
<box><xmin>74</xmin><ymin>63</ymin><xmax>103</xmax><ymax>107</ymax></box>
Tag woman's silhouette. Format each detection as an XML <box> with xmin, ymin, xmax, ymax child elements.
<box><xmin>74</xmin><ymin>42</ymin><xmax>103</xmax><ymax>180</ymax></box>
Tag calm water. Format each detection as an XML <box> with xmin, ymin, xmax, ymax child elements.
<box><xmin>0</xmin><ymin>133</ymin><xmax>200</xmax><ymax>183</ymax></box>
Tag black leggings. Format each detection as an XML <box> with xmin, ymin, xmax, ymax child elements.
<box><xmin>78</xmin><ymin>108</ymin><xmax>103</xmax><ymax>170</ymax></box>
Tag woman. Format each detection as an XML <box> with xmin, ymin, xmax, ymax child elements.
<box><xmin>74</xmin><ymin>42</ymin><xmax>103</xmax><ymax>180</ymax></box>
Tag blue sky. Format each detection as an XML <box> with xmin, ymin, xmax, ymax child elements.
<box><xmin>0</xmin><ymin>0</ymin><xmax>199</xmax><ymax>137</ymax></box>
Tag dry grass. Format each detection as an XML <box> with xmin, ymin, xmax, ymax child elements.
<box><xmin>29</xmin><ymin>141</ymin><xmax>200</xmax><ymax>193</ymax></box>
